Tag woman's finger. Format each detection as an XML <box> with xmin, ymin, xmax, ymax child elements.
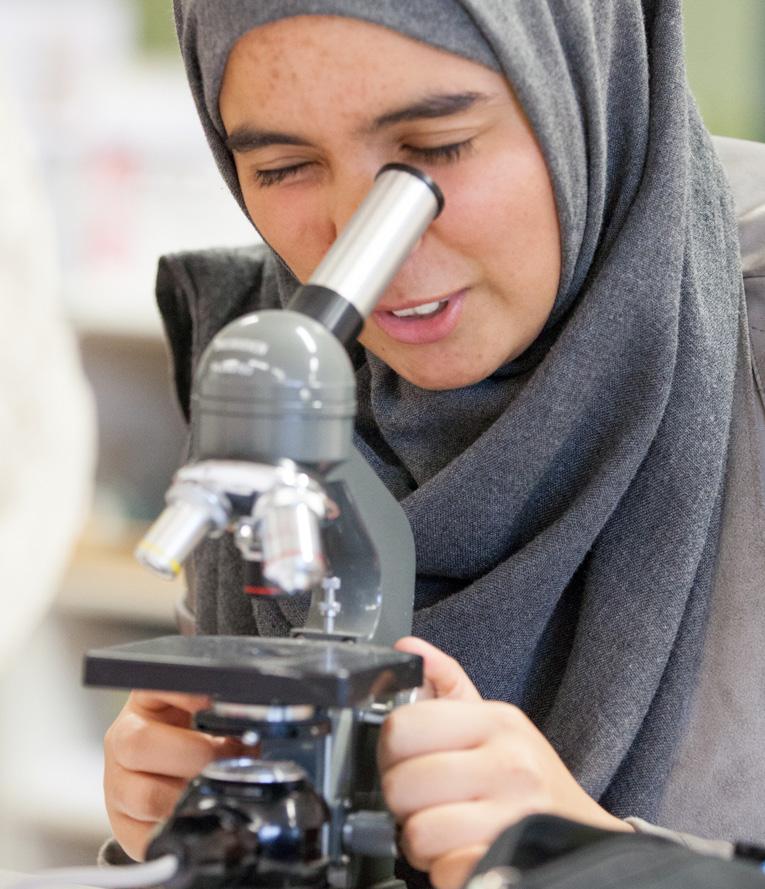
<box><xmin>383</xmin><ymin>747</ymin><xmax>500</xmax><ymax>819</ymax></box>
<box><xmin>107</xmin><ymin>761</ymin><xmax>186</xmax><ymax>824</ymax></box>
<box><xmin>131</xmin><ymin>690</ymin><xmax>212</xmax><ymax>716</ymax></box>
<box><xmin>379</xmin><ymin>699</ymin><xmax>524</xmax><ymax>771</ymax></box>
<box><xmin>429</xmin><ymin>845</ymin><xmax>489</xmax><ymax>889</ymax></box>
<box><xmin>107</xmin><ymin>809</ymin><xmax>160</xmax><ymax>863</ymax></box>
<box><xmin>394</xmin><ymin>637</ymin><xmax>482</xmax><ymax>702</ymax></box>
<box><xmin>399</xmin><ymin>800</ymin><xmax>521</xmax><ymax>872</ymax></box>
<box><xmin>109</xmin><ymin>711</ymin><xmax>241</xmax><ymax>778</ymax></box>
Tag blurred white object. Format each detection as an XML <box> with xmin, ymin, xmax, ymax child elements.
<box><xmin>0</xmin><ymin>0</ymin><xmax>256</xmax><ymax>337</ymax></box>
<box><xmin>0</xmin><ymin>84</ymin><xmax>96</xmax><ymax>667</ymax></box>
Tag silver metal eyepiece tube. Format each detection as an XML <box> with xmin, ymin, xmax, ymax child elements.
<box><xmin>308</xmin><ymin>164</ymin><xmax>444</xmax><ymax>318</ymax></box>
<box><xmin>135</xmin><ymin>482</ymin><xmax>231</xmax><ymax>580</ymax></box>
<box><xmin>256</xmin><ymin>487</ymin><xmax>327</xmax><ymax>595</ymax></box>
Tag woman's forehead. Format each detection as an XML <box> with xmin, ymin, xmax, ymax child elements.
<box><xmin>221</xmin><ymin>17</ymin><xmax>504</xmax><ymax>130</ymax></box>
<box><xmin>227</xmin><ymin>16</ymin><xmax>491</xmax><ymax>80</ymax></box>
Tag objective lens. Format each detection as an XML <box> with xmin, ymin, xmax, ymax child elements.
<box><xmin>260</xmin><ymin>501</ymin><xmax>326</xmax><ymax>594</ymax></box>
<box><xmin>136</xmin><ymin>485</ymin><xmax>231</xmax><ymax>579</ymax></box>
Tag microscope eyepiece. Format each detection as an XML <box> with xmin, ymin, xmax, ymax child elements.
<box><xmin>288</xmin><ymin>163</ymin><xmax>444</xmax><ymax>344</ymax></box>
<box><xmin>375</xmin><ymin>162</ymin><xmax>445</xmax><ymax>215</ymax></box>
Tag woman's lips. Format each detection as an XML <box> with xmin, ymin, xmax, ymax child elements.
<box><xmin>372</xmin><ymin>289</ymin><xmax>467</xmax><ymax>345</ymax></box>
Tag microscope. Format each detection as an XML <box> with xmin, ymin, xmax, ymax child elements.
<box><xmin>83</xmin><ymin>164</ymin><xmax>444</xmax><ymax>889</ymax></box>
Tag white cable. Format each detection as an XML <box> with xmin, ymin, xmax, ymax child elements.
<box><xmin>5</xmin><ymin>854</ymin><xmax>179</xmax><ymax>889</ymax></box>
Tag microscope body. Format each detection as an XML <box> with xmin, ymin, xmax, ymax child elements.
<box><xmin>84</xmin><ymin>165</ymin><xmax>444</xmax><ymax>889</ymax></box>
<box><xmin>175</xmin><ymin>308</ymin><xmax>416</xmax><ymax>645</ymax></box>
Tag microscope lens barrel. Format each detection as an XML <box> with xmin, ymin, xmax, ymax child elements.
<box><xmin>136</xmin><ymin>490</ymin><xmax>230</xmax><ymax>580</ymax></box>
<box><xmin>288</xmin><ymin>164</ymin><xmax>444</xmax><ymax>343</ymax></box>
<box><xmin>260</xmin><ymin>501</ymin><xmax>326</xmax><ymax>594</ymax></box>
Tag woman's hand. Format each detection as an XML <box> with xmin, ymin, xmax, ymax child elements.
<box><xmin>103</xmin><ymin>690</ymin><xmax>242</xmax><ymax>861</ymax></box>
<box><xmin>379</xmin><ymin>637</ymin><xmax>632</xmax><ymax>889</ymax></box>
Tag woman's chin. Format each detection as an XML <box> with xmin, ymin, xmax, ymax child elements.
<box><xmin>388</xmin><ymin>360</ymin><xmax>497</xmax><ymax>391</ymax></box>
<box><xmin>362</xmin><ymin>331</ymin><xmax>525</xmax><ymax>391</ymax></box>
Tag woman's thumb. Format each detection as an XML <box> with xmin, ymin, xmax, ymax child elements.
<box><xmin>394</xmin><ymin>636</ymin><xmax>481</xmax><ymax>701</ymax></box>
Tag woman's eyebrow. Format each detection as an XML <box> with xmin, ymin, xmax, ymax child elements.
<box><xmin>365</xmin><ymin>90</ymin><xmax>491</xmax><ymax>132</ymax></box>
<box><xmin>225</xmin><ymin>91</ymin><xmax>491</xmax><ymax>154</ymax></box>
<box><xmin>226</xmin><ymin>128</ymin><xmax>312</xmax><ymax>153</ymax></box>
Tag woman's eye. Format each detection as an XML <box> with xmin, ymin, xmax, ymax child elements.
<box><xmin>254</xmin><ymin>162</ymin><xmax>311</xmax><ymax>187</ymax></box>
<box><xmin>252</xmin><ymin>139</ymin><xmax>473</xmax><ymax>188</ymax></box>
<box><xmin>405</xmin><ymin>139</ymin><xmax>475</xmax><ymax>165</ymax></box>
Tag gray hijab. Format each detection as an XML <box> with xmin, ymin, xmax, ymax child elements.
<box><xmin>171</xmin><ymin>0</ymin><xmax>746</xmax><ymax>839</ymax></box>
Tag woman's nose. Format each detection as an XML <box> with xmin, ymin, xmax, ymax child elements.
<box><xmin>327</xmin><ymin>169</ymin><xmax>379</xmax><ymax>241</ymax></box>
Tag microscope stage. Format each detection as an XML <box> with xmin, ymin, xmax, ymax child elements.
<box><xmin>83</xmin><ymin>635</ymin><xmax>423</xmax><ymax>707</ymax></box>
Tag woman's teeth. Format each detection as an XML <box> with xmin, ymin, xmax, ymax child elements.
<box><xmin>391</xmin><ymin>299</ymin><xmax>447</xmax><ymax>318</ymax></box>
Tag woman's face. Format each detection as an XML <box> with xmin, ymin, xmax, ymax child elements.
<box><xmin>219</xmin><ymin>16</ymin><xmax>561</xmax><ymax>390</ymax></box>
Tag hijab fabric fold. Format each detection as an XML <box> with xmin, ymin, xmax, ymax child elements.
<box><xmin>171</xmin><ymin>0</ymin><xmax>747</xmax><ymax>831</ymax></box>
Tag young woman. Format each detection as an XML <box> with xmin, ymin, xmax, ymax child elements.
<box><xmin>102</xmin><ymin>4</ymin><xmax>765</xmax><ymax>888</ymax></box>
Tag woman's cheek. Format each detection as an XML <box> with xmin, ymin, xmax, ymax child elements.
<box><xmin>446</xmin><ymin>151</ymin><xmax>560</xmax><ymax>306</ymax></box>
<box><xmin>243</xmin><ymin>187</ymin><xmax>330</xmax><ymax>282</ymax></box>
<box><xmin>434</xmin><ymin>156</ymin><xmax>525</xmax><ymax>266</ymax></box>
<box><xmin>498</xmin><ymin>144</ymin><xmax>561</xmax><ymax>288</ymax></box>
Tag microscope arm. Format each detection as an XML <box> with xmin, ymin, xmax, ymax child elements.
<box><xmin>301</xmin><ymin>444</ymin><xmax>416</xmax><ymax>646</ymax></box>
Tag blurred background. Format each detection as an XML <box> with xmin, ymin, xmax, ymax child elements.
<box><xmin>0</xmin><ymin>0</ymin><xmax>762</xmax><ymax>874</ymax></box>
